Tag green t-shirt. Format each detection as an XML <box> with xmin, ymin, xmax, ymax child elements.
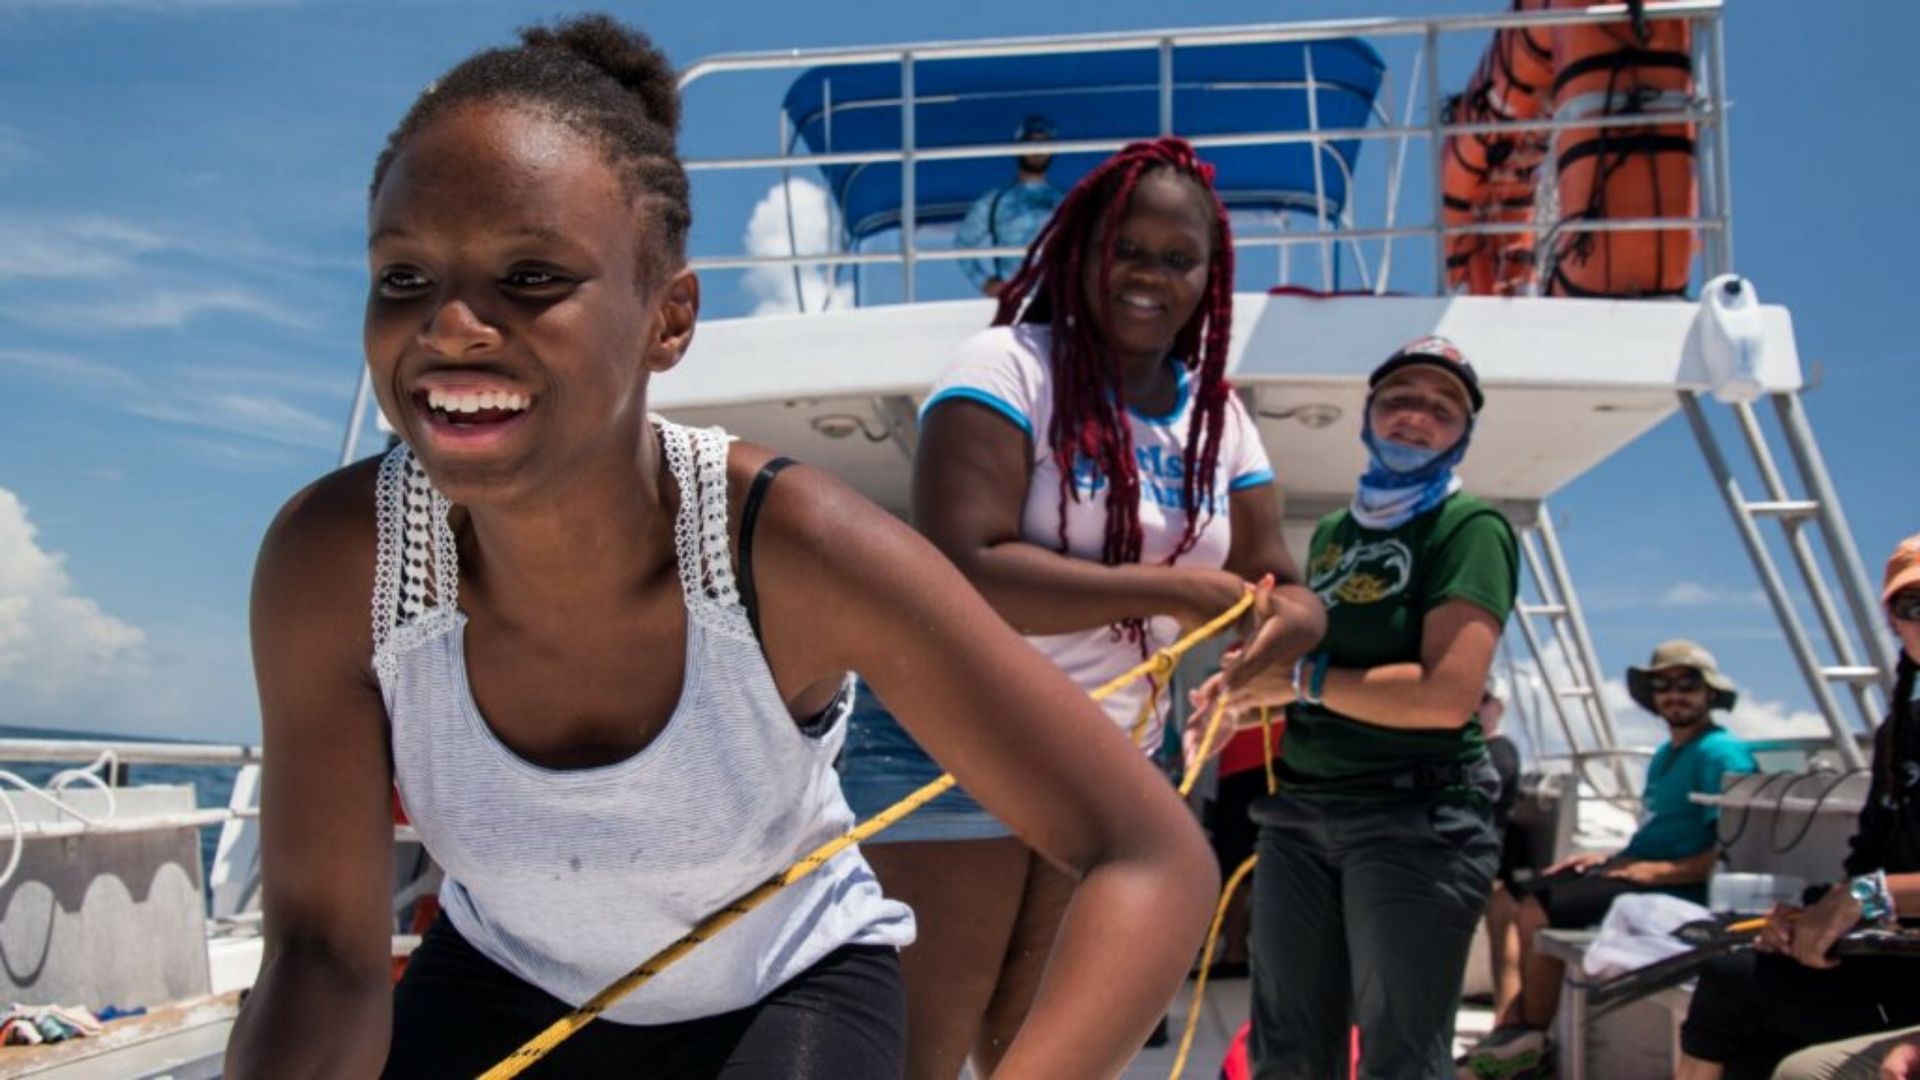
<box><xmin>1281</xmin><ymin>492</ymin><xmax>1519</xmax><ymax>784</ymax></box>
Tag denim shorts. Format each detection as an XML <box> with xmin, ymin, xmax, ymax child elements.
<box><xmin>835</xmin><ymin>680</ymin><xmax>1012</xmax><ymax>844</ymax></box>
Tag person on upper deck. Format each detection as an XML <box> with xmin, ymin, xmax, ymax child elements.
<box><xmin>1675</xmin><ymin>534</ymin><xmax>1920</xmax><ymax>1080</ymax></box>
<box><xmin>838</xmin><ymin>136</ymin><xmax>1327</xmax><ymax>1078</ymax></box>
<box><xmin>1463</xmin><ymin>639</ymin><xmax>1758</xmax><ymax>1079</ymax></box>
<box><xmin>222</xmin><ymin>17</ymin><xmax>1221</xmax><ymax>1078</ymax></box>
<box><xmin>954</xmin><ymin>114</ymin><xmax>1063</xmax><ymax>297</ymax></box>
<box><xmin>1190</xmin><ymin>336</ymin><xmax>1519</xmax><ymax>1080</ymax></box>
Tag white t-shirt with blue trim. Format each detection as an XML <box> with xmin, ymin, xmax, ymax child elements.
<box><xmin>921</xmin><ymin>324</ymin><xmax>1275</xmax><ymax>751</ymax></box>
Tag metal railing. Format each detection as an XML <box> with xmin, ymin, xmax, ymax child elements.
<box><xmin>675</xmin><ymin>1</ymin><xmax>1731</xmax><ymax>303</ymax></box>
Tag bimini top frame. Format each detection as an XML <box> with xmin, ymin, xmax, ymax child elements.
<box><xmin>674</xmin><ymin>1</ymin><xmax>1732</xmax><ymax>303</ymax></box>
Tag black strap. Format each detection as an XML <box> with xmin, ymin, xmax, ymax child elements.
<box><xmin>1555</xmin><ymin>130</ymin><xmax>1695</xmax><ymax>175</ymax></box>
<box><xmin>739</xmin><ymin>456</ymin><xmax>797</xmax><ymax>644</ymax></box>
<box><xmin>985</xmin><ymin>184</ymin><xmax>1010</xmax><ymax>249</ymax></box>
<box><xmin>1551</xmin><ymin>48</ymin><xmax>1693</xmax><ymax>99</ymax></box>
<box><xmin>1546</xmin><ymin>262</ymin><xmax>1688</xmax><ymax>300</ymax></box>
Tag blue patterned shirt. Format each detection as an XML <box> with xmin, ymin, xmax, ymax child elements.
<box><xmin>955</xmin><ymin>179</ymin><xmax>1062</xmax><ymax>289</ymax></box>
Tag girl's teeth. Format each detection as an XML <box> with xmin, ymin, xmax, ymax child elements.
<box><xmin>425</xmin><ymin>388</ymin><xmax>530</xmax><ymax>414</ymax></box>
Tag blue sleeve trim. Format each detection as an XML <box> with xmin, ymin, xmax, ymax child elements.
<box><xmin>920</xmin><ymin>387</ymin><xmax>1032</xmax><ymax>437</ymax></box>
<box><xmin>1229</xmin><ymin>469</ymin><xmax>1276</xmax><ymax>492</ymax></box>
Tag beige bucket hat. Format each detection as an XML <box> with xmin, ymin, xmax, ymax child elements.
<box><xmin>1626</xmin><ymin>639</ymin><xmax>1738</xmax><ymax>713</ymax></box>
<box><xmin>1883</xmin><ymin>534</ymin><xmax>1920</xmax><ymax>605</ymax></box>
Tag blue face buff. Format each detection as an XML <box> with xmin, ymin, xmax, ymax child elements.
<box><xmin>1350</xmin><ymin>402</ymin><xmax>1473</xmax><ymax>530</ymax></box>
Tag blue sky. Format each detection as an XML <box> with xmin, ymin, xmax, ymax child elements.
<box><xmin>0</xmin><ymin>0</ymin><xmax>1912</xmax><ymax>745</ymax></box>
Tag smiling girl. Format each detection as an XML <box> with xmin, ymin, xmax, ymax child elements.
<box><xmin>836</xmin><ymin>138</ymin><xmax>1325</xmax><ymax>1077</ymax></box>
<box><xmin>224</xmin><ymin>18</ymin><xmax>1217</xmax><ymax>1078</ymax></box>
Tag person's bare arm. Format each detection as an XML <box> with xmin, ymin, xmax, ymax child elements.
<box><xmin>225</xmin><ymin>464</ymin><xmax>397</xmax><ymax>1078</ymax></box>
<box><xmin>913</xmin><ymin>399</ymin><xmax>1247</xmax><ymax>634</ymax></box>
<box><xmin>1603</xmin><ymin>848</ymin><xmax>1718</xmax><ymax>887</ymax></box>
<box><xmin>1217</xmin><ymin>481</ymin><xmax>1325</xmax><ymax>690</ymax></box>
<box><xmin>1200</xmin><ymin>598</ymin><xmax>1501</xmax><ymax>731</ymax></box>
<box><xmin>754</xmin><ymin>461</ymin><xmax>1219</xmax><ymax>1077</ymax></box>
<box><xmin>1312</xmin><ymin>600</ymin><xmax>1502</xmax><ymax>730</ymax></box>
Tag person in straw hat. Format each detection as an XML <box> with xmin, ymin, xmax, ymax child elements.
<box><xmin>1463</xmin><ymin>639</ymin><xmax>1756</xmax><ymax>1079</ymax></box>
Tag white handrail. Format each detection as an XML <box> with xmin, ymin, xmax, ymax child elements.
<box><xmin>676</xmin><ymin>2</ymin><xmax>1731</xmax><ymax>297</ymax></box>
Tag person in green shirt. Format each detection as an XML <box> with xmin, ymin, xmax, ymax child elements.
<box><xmin>1192</xmin><ymin>336</ymin><xmax>1517</xmax><ymax>1079</ymax></box>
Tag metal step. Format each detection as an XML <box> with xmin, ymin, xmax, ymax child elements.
<box><xmin>1743</xmin><ymin>499</ymin><xmax>1820</xmax><ymax>519</ymax></box>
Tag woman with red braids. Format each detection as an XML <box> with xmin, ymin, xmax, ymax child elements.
<box><xmin>836</xmin><ymin>137</ymin><xmax>1325</xmax><ymax>1077</ymax></box>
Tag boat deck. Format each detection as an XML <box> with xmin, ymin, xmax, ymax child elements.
<box><xmin>1124</xmin><ymin>978</ymin><xmax>1497</xmax><ymax>1078</ymax></box>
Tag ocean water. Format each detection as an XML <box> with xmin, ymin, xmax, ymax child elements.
<box><xmin>0</xmin><ymin>726</ymin><xmax>244</xmax><ymax>879</ymax></box>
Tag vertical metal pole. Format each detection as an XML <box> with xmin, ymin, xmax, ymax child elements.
<box><xmin>1378</xmin><ymin>52</ymin><xmax>1421</xmax><ymax>294</ymax></box>
<box><xmin>901</xmin><ymin>52</ymin><xmax>917</xmax><ymax>303</ymax></box>
<box><xmin>822</xmin><ymin>77</ymin><xmax>839</xmax><ymax>309</ymax></box>
<box><xmin>779</xmin><ymin>110</ymin><xmax>806</xmax><ymax>312</ymax></box>
<box><xmin>1303</xmin><ymin>43</ymin><xmax>1332</xmax><ymax>291</ymax></box>
<box><xmin>1773</xmin><ymin>391</ymin><xmax>1903</xmax><ymax>694</ymax></box>
<box><xmin>1709</xmin><ymin>14</ymin><xmax>1736</xmax><ymax>273</ymax></box>
<box><xmin>1158</xmin><ymin>38</ymin><xmax>1174</xmax><ymax>137</ymax></box>
<box><xmin>1681</xmin><ymin>392</ymin><xmax>1866</xmax><ymax>768</ymax></box>
<box><xmin>1688</xmin><ymin>18</ymin><xmax>1720</xmax><ymax>280</ymax></box>
<box><xmin>339</xmin><ymin>365</ymin><xmax>371</xmax><ymax>467</ymax></box>
<box><xmin>1342</xmin><ymin>208</ymin><xmax>1373</xmax><ymax>293</ymax></box>
<box><xmin>1424</xmin><ymin>26</ymin><xmax>1447</xmax><ymax>294</ymax></box>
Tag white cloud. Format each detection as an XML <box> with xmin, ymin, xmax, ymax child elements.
<box><xmin>1658</xmin><ymin>581</ymin><xmax>1767</xmax><ymax>609</ymax></box>
<box><xmin>0</xmin><ymin>217</ymin><xmax>167</xmax><ymax>280</ymax></box>
<box><xmin>64</xmin><ymin>287</ymin><xmax>310</xmax><ymax>331</ymax></box>
<box><xmin>4</xmin><ymin>347</ymin><xmax>340</xmax><ymax>459</ymax></box>
<box><xmin>131</xmin><ymin>389</ymin><xmax>338</xmax><ymax>452</ymax></box>
<box><xmin>741</xmin><ymin>178</ymin><xmax>853</xmax><ymax>317</ymax></box>
<box><xmin>0</xmin><ymin>487</ymin><xmax>146</xmax><ymax>705</ymax></box>
<box><xmin>0</xmin><ymin>348</ymin><xmax>143</xmax><ymax>394</ymax></box>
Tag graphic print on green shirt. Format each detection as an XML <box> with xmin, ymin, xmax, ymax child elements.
<box><xmin>1281</xmin><ymin>491</ymin><xmax>1519</xmax><ymax>786</ymax></box>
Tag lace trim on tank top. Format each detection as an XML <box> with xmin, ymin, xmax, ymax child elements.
<box><xmin>370</xmin><ymin>418</ymin><xmax>755</xmax><ymax>682</ymax></box>
<box><xmin>372</xmin><ymin>445</ymin><xmax>460</xmax><ymax>685</ymax></box>
<box><xmin>661</xmin><ymin>417</ymin><xmax>757</xmax><ymax>646</ymax></box>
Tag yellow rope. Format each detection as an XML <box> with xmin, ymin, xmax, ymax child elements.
<box><xmin>1171</xmin><ymin>704</ymin><xmax>1282</xmax><ymax>1079</ymax></box>
<box><xmin>1261</xmin><ymin>706</ymin><xmax>1277</xmax><ymax>799</ymax></box>
<box><xmin>478</xmin><ymin>592</ymin><xmax>1256</xmax><ymax>1079</ymax></box>
<box><xmin>1168</xmin><ymin>853</ymin><xmax>1258</xmax><ymax>1080</ymax></box>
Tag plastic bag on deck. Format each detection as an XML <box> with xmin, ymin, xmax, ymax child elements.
<box><xmin>1581</xmin><ymin>892</ymin><xmax>1713</xmax><ymax>979</ymax></box>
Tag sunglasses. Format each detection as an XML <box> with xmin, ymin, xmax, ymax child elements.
<box><xmin>1647</xmin><ymin>672</ymin><xmax>1704</xmax><ymax>694</ymax></box>
<box><xmin>1891</xmin><ymin>590</ymin><xmax>1920</xmax><ymax>623</ymax></box>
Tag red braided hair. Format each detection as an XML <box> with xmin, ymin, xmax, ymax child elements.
<box><xmin>991</xmin><ymin>137</ymin><xmax>1237</xmax><ymax>641</ymax></box>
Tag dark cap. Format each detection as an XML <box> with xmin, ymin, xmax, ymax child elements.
<box><xmin>1015</xmin><ymin>114</ymin><xmax>1057</xmax><ymax>141</ymax></box>
<box><xmin>1368</xmin><ymin>335</ymin><xmax>1484</xmax><ymax>413</ymax></box>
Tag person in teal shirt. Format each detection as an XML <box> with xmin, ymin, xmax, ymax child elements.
<box><xmin>1464</xmin><ymin>639</ymin><xmax>1757</xmax><ymax>1079</ymax></box>
<box><xmin>954</xmin><ymin>115</ymin><xmax>1062</xmax><ymax>295</ymax></box>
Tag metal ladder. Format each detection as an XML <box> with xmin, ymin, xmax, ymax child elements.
<box><xmin>1506</xmin><ymin>503</ymin><xmax>1637</xmax><ymax>800</ymax></box>
<box><xmin>1680</xmin><ymin>390</ymin><xmax>1894</xmax><ymax>769</ymax></box>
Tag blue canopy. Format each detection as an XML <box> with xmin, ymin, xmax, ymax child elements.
<box><xmin>780</xmin><ymin>38</ymin><xmax>1387</xmax><ymax>243</ymax></box>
